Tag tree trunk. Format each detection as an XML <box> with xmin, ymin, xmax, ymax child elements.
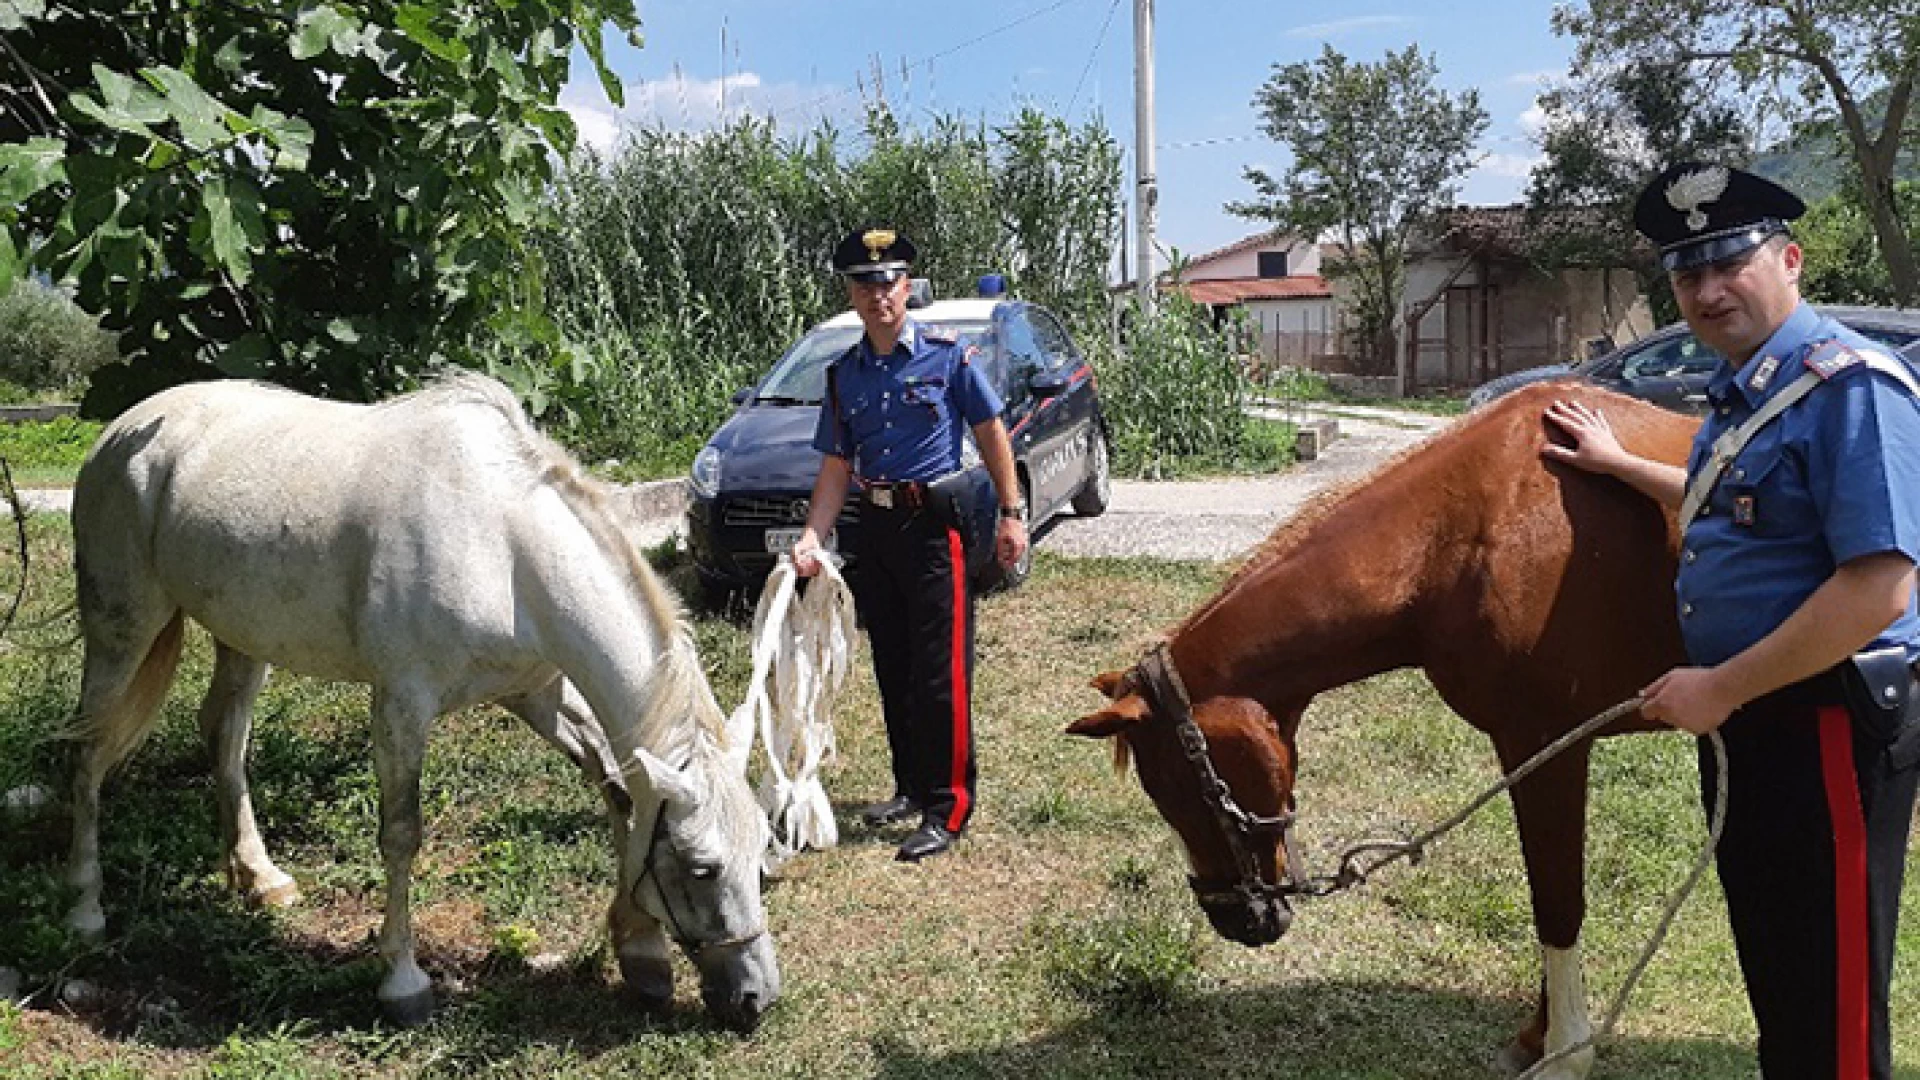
<box><xmin>1858</xmin><ymin>173</ymin><xmax>1919</xmax><ymax>307</ymax></box>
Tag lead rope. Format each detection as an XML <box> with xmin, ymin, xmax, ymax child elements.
<box><xmin>730</xmin><ymin>554</ymin><xmax>858</xmax><ymax>869</ymax></box>
<box><xmin>1305</xmin><ymin>691</ymin><xmax>1728</xmax><ymax>1068</ymax></box>
<box><xmin>1295</xmin><ymin>696</ymin><xmax>1727</xmax><ymax>1076</ymax></box>
<box><xmin>1516</xmin><ymin>722</ymin><xmax>1728</xmax><ymax>1079</ymax></box>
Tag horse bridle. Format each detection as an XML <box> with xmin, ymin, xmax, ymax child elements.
<box><xmin>1130</xmin><ymin>641</ymin><xmax>1317</xmax><ymax>908</ymax></box>
<box><xmin>632</xmin><ymin>798</ymin><xmax>769</xmax><ymax>957</ymax></box>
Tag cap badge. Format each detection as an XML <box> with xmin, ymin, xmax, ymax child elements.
<box><xmin>1666</xmin><ymin>166</ymin><xmax>1730</xmax><ymax>233</ymax></box>
<box><xmin>862</xmin><ymin>228</ymin><xmax>896</xmax><ymax>262</ymax></box>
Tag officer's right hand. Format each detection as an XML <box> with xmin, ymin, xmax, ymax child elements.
<box><xmin>1541</xmin><ymin>398</ymin><xmax>1631</xmax><ymax>476</ymax></box>
<box><xmin>791</xmin><ymin>532</ymin><xmax>824</xmax><ymax>578</ymax></box>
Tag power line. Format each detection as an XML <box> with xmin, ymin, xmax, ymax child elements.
<box><xmin>1066</xmin><ymin>0</ymin><xmax>1125</xmax><ymax>121</ymax></box>
<box><xmin>772</xmin><ymin>0</ymin><xmax>1083</xmax><ymax>122</ymax></box>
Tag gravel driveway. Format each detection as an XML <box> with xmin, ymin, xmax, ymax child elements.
<box><xmin>14</xmin><ymin>403</ymin><xmax>1458</xmax><ymax>563</ymax></box>
<box><xmin>1044</xmin><ymin>403</ymin><xmax>1456</xmax><ymax>562</ymax></box>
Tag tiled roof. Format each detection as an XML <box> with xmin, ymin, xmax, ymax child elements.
<box><xmin>1422</xmin><ymin>204</ymin><xmax>1643</xmax><ymax>263</ymax></box>
<box><xmin>1185</xmin><ymin>228</ymin><xmax>1291</xmax><ymax>268</ymax></box>
<box><xmin>1181</xmin><ymin>276</ymin><xmax>1333</xmax><ymax>304</ymax></box>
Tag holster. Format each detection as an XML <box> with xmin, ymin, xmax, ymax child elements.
<box><xmin>926</xmin><ymin>470</ymin><xmax>976</xmax><ymax>539</ymax></box>
<box><xmin>1839</xmin><ymin>645</ymin><xmax>1920</xmax><ymax>768</ymax></box>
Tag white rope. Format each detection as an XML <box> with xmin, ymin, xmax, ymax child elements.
<box><xmin>1516</xmin><ymin>726</ymin><xmax>1729</xmax><ymax>1079</ymax></box>
<box><xmin>730</xmin><ymin>555</ymin><xmax>857</xmax><ymax>868</ymax></box>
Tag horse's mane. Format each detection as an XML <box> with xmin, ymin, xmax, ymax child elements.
<box><xmin>399</xmin><ymin>376</ymin><xmax>757</xmax><ymax>847</ymax></box>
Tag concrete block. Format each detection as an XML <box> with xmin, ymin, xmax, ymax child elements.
<box><xmin>1294</xmin><ymin>418</ymin><xmax>1340</xmax><ymax>461</ymax></box>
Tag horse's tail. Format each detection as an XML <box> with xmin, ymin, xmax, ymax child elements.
<box><xmin>66</xmin><ymin>610</ymin><xmax>186</xmax><ymax>772</ymax></box>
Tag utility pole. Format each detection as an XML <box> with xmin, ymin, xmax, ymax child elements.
<box><xmin>1132</xmin><ymin>0</ymin><xmax>1157</xmax><ymax>312</ymax></box>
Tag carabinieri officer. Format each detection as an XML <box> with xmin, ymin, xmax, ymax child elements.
<box><xmin>791</xmin><ymin>226</ymin><xmax>1028</xmax><ymax>863</ymax></box>
<box><xmin>1543</xmin><ymin>163</ymin><xmax>1920</xmax><ymax>1078</ymax></box>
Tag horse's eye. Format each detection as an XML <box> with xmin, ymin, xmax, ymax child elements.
<box><xmin>688</xmin><ymin>864</ymin><xmax>720</xmax><ymax>882</ymax></box>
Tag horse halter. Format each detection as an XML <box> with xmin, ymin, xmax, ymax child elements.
<box><xmin>1130</xmin><ymin>641</ymin><xmax>1312</xmax><ymax>909</ymax></box>
<box><xmin>632</xmin><ymin>798</ymin><xmax>769</xmax><ymax>957</ymax></box>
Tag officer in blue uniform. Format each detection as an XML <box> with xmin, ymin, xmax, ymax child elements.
<box><xmin>791</xmin><ymin>227</ymin><xmax>1028</xmax><ymax>862</ymax></box>
<box><xmin>1543</xmin><ymin>163</ymin><xmax>1920</xmax><ymax>1078</ymax></box>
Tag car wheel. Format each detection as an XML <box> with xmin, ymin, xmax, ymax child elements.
<box><xmin>1070</xmin><ymin>430</ymin><xmax>1111</xmax><ymax>517</ymax></box>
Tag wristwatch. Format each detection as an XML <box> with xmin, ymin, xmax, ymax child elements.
<box><xmin>998</xmin><ymin>503</ymin><xmax>1027</xmax><ymax>520</ymax></box>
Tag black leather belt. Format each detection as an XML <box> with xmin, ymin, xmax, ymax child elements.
<box><xmin>860</xmin><ymin>479</ymin><xmax>927</xmax><ymax>511</ymax></box>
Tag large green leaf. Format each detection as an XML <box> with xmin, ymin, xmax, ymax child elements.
<box><xmin>143</xmin><ymin>65</ymin><xmax>232</xmax><ymax>150</ymax></box>
<box><xmin>0</xmin><ymin>137</ymin><xmax>67</xmax><ymax>205</ymax></box>
<box><xmin>201</xmin><ymin>178</ymin><xmax>253</xmax><ymax>286</ymax></box>
<box><xmin>0</xmin><ymin>0</ymin><xmax>46</xmax><ymax>31</ymax></box>
<box><xmin>394</xmin><ymin>5</ymin><xmax>469</xmax><ymax>65</ymax></box>
<box><xmin>291</xmin><ymin>5</ymin><xmax>358</xmax><ymax>60</ymax></box>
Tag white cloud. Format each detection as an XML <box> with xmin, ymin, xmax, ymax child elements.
<box><xmin>1286</xmin><ymin>15</ymin><xmax>1416</xmax><ymax>39</ymax></box>
<box><xmin>1519</xmin><ymin>102</ymin><xmax>1550</xmax><ymax>138</ymax></box>
<box><xmin>559</xmin><ymin>68</ymin><xmax>850</xmax><ymax>150</ymax></box>
<box><xmin>1505</xmin><ymin>69</ymin><xmax>1562</xmax><ymax>87</ymax></box>
<box><xmin>1475</xmin><ymin>152</ymin><xmax>1542</xmax><ymax>180</ymax></box>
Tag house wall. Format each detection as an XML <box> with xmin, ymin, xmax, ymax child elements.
<box><xmin>1185</xmin><ymin>240</ymin><xmax>1322</xmax><ymax>281</ymax></box>
<box><xmin>1243</xmin><ymin>298</ymin><xmax>1338</xmax><ymax>373</ymax></box>
<box><xmin>1403</xmin><ymin>256</ymin><xmax>1653</xmax><ymax>387</ymax></box>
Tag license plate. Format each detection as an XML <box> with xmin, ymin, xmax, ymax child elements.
<box><xmin>764</xmin><ymin>527</ymin><xmax>836</xmax><ymax>554</ymax></box>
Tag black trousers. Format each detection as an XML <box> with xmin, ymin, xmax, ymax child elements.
<box><xmin>850</xmin><ymin>502</ymin><xmax>977</xmax><ymax>833</ymax></box>
<box><xmin>1701</xmin><ymin>679</ymin><xmax>1919</xmax><ymax>1080</ymax></box>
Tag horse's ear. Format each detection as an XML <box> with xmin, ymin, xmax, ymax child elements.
<box><xmin>630</xmin><ymin>746</ymin><xmax>702</xmax><ymax>805</ymax></box>
<box><xmin>1066</xmin><ymin>700</ymin><xmax>1146</xmax><ymax>739</ymax></box>
<box><xmin>1090</xmin><ymin>669</ymin><xmax>1130</xmax><ymax>699</ymax></box>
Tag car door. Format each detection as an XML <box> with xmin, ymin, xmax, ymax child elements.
<box><xmin>1019</xmin><ymin>306</ymin><xmax>1097</xmax><ymax>517</ymax></box>
<box><xmin>1607</xmin><ymin>332</ymin><xmax>1715</xmax><ymax>413</ymax></box>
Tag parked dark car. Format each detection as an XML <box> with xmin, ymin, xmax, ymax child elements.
<box><xmin>685</xmin><ymin>290</ymin><xmax>1110</xmax><ymax>599</ymax></box>
<box><xmin>1466</xmin><ymin>306</ymin><xmax>1920</xmax><ymax>413</ymax></box>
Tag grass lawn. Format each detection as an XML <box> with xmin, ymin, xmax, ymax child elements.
<box><xmin>2</xmin><ymin>516</ymin><xmax>1918</xmax><ymax>1078</ymax></box>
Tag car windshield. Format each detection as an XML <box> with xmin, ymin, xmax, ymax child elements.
<box><xmin>753</xmin><ymin>319</ymin><xmax>995</xmax><ymax>403</ymax></box>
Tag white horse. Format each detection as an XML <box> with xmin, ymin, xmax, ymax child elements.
<box><xmin>64</xmin><ymin>374</ymin><xmax>780</xmax><ymax>1030</ymax></box>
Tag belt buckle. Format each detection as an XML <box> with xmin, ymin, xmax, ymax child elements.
<box><xmin>870</xmin><ymin>485</ymin><xmax>894</xmax><ymax>509</ymax></box>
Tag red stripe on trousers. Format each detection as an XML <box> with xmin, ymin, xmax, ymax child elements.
<box><xmin>944</xmin><ymin>526</ymin><xmax>970</xmax><ymax>832</ymax></box>
<box><xmin>1817</xmin><ymin>704</ymin><xmax>1870</xmax><ymax>1080</ymax></box>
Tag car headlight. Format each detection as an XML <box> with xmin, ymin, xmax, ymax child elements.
<box><xmin>689</xmin><ymin>446</ymin><xmax>723</xmax><ymax>498</ymax></box>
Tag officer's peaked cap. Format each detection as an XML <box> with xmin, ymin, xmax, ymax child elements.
<box><xmin>1632</xmin><ymin>162</ymin><xmax>1806</xmax><ymax>272</ymax></box>
<box><xmin>833</xmin><ymin>226</ymin><xmax>916</xmax><ymax>283</ymax></box>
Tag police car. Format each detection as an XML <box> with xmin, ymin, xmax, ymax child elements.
<box><xmin>685</xmin><ymin>282</ymin><xmax>1110</xmax><ymax>598</ymax></box>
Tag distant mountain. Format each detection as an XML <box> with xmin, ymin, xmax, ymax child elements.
<box><xmin>1750</xmin><ymin>86</ymin><xmax>1920</xmax><ymax>201</ymax></box>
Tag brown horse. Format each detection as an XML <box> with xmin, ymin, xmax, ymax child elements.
<box><xmin>1067</xmin><ymin>382</ymin><xmax>1698</xmax><ymax>1078</ymax></box>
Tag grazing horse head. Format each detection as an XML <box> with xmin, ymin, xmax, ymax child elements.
<box><xmin>1069</xmin><ymin>653</ymin><xmax>1306</xmax><ymax>946</ymax></box>
<box><xmin>612</xmin><ymin>639</ymin><xmax>781</xmax><ymax>1031</ymax></box>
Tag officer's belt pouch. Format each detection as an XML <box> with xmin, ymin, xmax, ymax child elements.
<box><xmin>926</xmin><ymin>470</ymin><xmax>975</xmax><ymax>535</ymax></box>
<box><xmin>1838</xmin><ymin>646</ymin><xmax>1920</xmax><ymax>765</ymax></box>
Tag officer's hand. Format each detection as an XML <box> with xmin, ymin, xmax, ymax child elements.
<box><xmin>1638</xmin><ymin>667</ymin><xmax>1739</xmax><ymax>735</ymax></box>
<box><xmin>1541</xmin><ymin>399</ymin><xmax>1631</xmax><ymax>476</ymax></box>
<box><xmin>996</xmin><ymin>516</ymin><xmax>1027</xmax><ymax>570</ymax></box>
<box><xmin>791</xmin><ymin>533</ymin><xmax>824</xmax><ymax>578</ymax></box>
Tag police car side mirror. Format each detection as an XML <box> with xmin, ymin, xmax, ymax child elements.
<box><xmin>1028</xmin><ymin>370</ymin><xmax>1070</xmax><ymax>400</ymax></box>
<box><xmin>731</xmin><ymin>386</ymin><xmax>753</xmax><ymax>405</ymax></box>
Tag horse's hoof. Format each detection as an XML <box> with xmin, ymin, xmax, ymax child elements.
<box><xmin>379</xmin><ymin>987</ymin><xmax>436</xmax><ymax>1028</ymax></box>
<box><xmin>249</xmin><ymin>879</ymin><xmax>302</xmax><ymax>909</ymax></box>
<box><xmin>66</xmin><ymin>906</ymin><xmax>106</xmax><ymax>941</ymax></box>
<box><xmin>1495</xmin><ymin>1040</ymin><xmax>1539</xmax><ymax>1077</ymax></box>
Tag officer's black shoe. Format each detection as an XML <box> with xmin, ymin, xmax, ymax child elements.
<box><xmin>895</xmin><ymin>822</ymin><xmax>956</xmax><ymax>862</ymax></box>
<box><xmin>860</xmin><ymin>794</ymin><xmax>921</xmax><ymax>827</ymax></box>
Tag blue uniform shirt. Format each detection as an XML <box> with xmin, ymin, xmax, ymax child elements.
<box><xmin>811</xmin><ymin>318</ymin><xmax>1004</xmax><ymax>482</ymax></box>
<box><xmin>1678</xmin><ymin>303</ymin><xmax>1920</xmax><ymax>666</ymax></box>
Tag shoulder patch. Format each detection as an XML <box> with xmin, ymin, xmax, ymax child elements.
<box><xmin>1805</xmin><ymin>340</ymin><xmax>1864</xmax><ymax>381</ymax></box>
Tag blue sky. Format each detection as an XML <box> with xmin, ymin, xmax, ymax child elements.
<box><xmin>560</xmin><ymin>1</ymin><xmax>1574</xmax><ymax>268</ymax></box>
